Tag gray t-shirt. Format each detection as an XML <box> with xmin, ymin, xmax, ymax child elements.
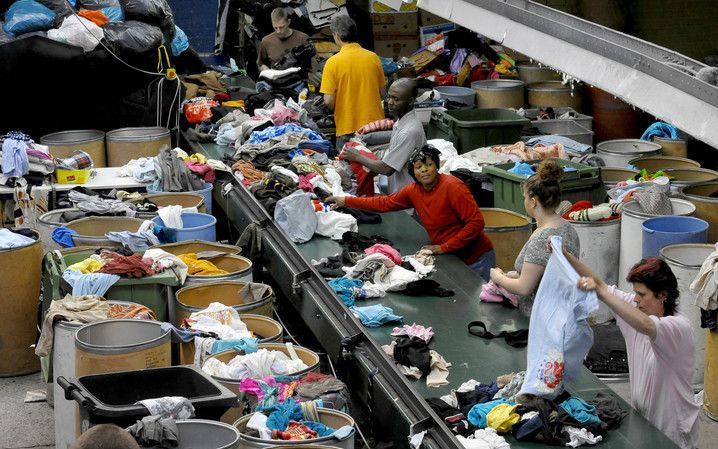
<box><xmin>514</xmin><ymin>221</ymin><xmax>581</xmax><ymax>315</ymax></box>
<box><xmin>382</xmin><ymin>110</ymin><xmax>426</xmax><ymax>194</ymax></box>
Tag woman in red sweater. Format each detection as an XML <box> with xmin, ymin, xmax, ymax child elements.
<box><xmin>326</xmin><ymin>145</ymin><xmax>495</xmax><ymax>281</ymax></box>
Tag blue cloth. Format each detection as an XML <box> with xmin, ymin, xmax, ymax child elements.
<box><xmin>248</xmin><ymin>124</ymin><xmax>323</xmax><ymax>145</ymax></box>
<box><xmin>255</xmin><ymin>81</ymin><xmax>272</xmax><ymax>93</ymax></box>
<box><xmin>211</xmin><ymin>337</ymin><xmax>259</xmax><ymax>354</ymax></box>
<box><xmin>62</xmin><ymin>269</ymin><xmax>120</xmax><ymax>297</ymax></box>
<box><xmin>350</xmin><ymin>304</ymin><xmax>403</xmax><ymax>327</ymax></box>
<box><xmin>170</xmin><ymin>25</ymin><xmax>189</xmax><ymax>56</ymax></box>
<box><xmin>52</xmin><ymin>227</ymin><xmax>77</xmax><ymax>248</ymax></box>
<box><xmin>559</xmin><ymin>397</ymin><xmax>603</xmax><ymax>426</ymax></box>
<box><xmin>467</xmin><ymin>399</ymin><xmax>512</xmax><ymax>428</ymax></box>
<box><xmin>0</xmin><ymin>228</ymin><xmax>35</xmax><ymax>249</ymax></box>
<box><xmin>519</xmin><ymin>236</ymin><xmax>598</xmax><ymax>399</ymax></box>
<box><xmin>526</xmin><ymin>135</ymin><xmax>592</xmax><ymax>155</ymax></box>
<box><xmin>328</xmin><ymin>278</ymin><xmax>363</xmax><ymax>307</ymax></box>
<box><xmin>302</xmin><ymin>420</ymin><xmax>336</xmax><ymax>437</ymax></box>
<box><xmin>380</xmin><ymin>56</ymin><xmax>399</xmax><ymax>75</ymax></box>
<box><xmin>467</xmin><ymin>249</ymin><xmax>495</xmax><ymax>282</ymax></box>
<box><xmin>1</xmin><ymin>138</ymin><xmax>29</xmax><ymax>177</ymax></box>
<box><xmin>100</xmin><ymin>6</ymin><xmax>123</xmax><ymax>22</ymax></box>
<box><xmin>298</xmin><ymin>140</ymin><xmax>334</xmax><ymax>157</ymax></box>
<box><xmin>2</xmin><ymin>0</ymin><xmax>55</xmax><ymax>36</ymax></box>
<box><xmin>265</xmin><ymin>399</ymin><xmax>326</xmax><ymax>432</ymax></box>
<box><xmin>507</xmin><ymin>162</ymin><xmax>535</xmax><ymax>176</ymax></box>
<box><xmin>287</xmin><ymin>149</ymin><xmax>305</xmax><ymax>159</ymax></box>
<box><xmin>640</xmin><ymin>121</ymin><xmax>679</xmax><ymax>141</ymax></box>
<box><xmin>515</xmin><ymin>414</ymin><xmax>543</xmax><ymax>440</ymax></box>
<box><xmin>152</xmin><ymin>224</ymin><xmax>177</xmax><ymax>244</ymax></box>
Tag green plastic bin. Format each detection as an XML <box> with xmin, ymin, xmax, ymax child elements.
<box><xmin>41</xmin><ymin>248</ymin><xmax>181</xmax><ymax>322</ymax></box>
<box><xmin>483</xmin><ymin>158</ymin><xmax>607</xmax><ymax>215</ymax></box>
<box><xmin>427</xmin><ymin>108</ymin><xmax>530</xmax><ymax>154</ymax></box>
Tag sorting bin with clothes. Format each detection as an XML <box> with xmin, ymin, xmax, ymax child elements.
<box><xmin>41</xmin><ymin>247</ymin><xmax>183</xmax><ymax>321</ymax></box>
<box><xmin>58</xmin><ymin>365</ymin><xmax>238</xmax><ymax>431</ymax></box>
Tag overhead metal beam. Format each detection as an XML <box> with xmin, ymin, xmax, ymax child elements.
<box><xmin>413</xmin><ymin>0</ymin><xmax>718</xmax><ymax>149</ymax></box>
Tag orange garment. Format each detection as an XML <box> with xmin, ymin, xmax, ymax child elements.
<box><xmin>108</xmin><ymin>304</ymin><xmax>157</xmax><ymax>320</ymax></box>
<box><xmin>78</xmin><ymin>9</ymin><xmax>110</xmax><ymax>27</ymax></box>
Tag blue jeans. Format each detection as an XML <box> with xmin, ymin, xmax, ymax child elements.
<box><xmin>467</xmin><ymin>249</ymin><xmax>496</xmax><ymax>282</ymax></box>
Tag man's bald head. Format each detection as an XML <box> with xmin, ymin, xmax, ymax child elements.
<box><xmin>71</xmin><ymin>424</ymin><xmax>140</xmax><ymax>449</ymax></box>
<box><xmin>387</xmin><ymin>78</ymin><xmax>418</xmax><ymax>117</ymax></box>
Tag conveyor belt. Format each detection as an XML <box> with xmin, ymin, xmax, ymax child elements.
<box><xmin>189</xmin><ymin>139</ymin><xmax>679</xmax><ymax>448</ymax></box>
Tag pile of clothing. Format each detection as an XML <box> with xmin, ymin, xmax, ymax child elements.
<box><xmin>240</xmin><ymin>372</ymin><xmax>349</xmax><ymax>415</ymax></box>
<box><xmin>559</xmin><ymin>200</ymin><xmax>623</xmax><ymax>222</ymax></box>
<box><xmin>118</xmin><ymin>146</ymin><xmax>222</xmax><ymax>190</ymax></box>
<box><xmin>382</xmin><ymin>323</ymin><xmax>451</xmax><ymax>388</ymax></box>
<box><xmin>202</xmin><ymin>344</ymin><xmax>309</xmax><ymax>381</ymax></box>
<box><xmin>244</xmin><ymin>398</ymin><xmax>348</xmax><ymax>442</ymax></box>
<box><xmin>492</xmin><ymin>140</ymin><xmax>569</xmax><ymax>162</ymax></box>
<box><xmin>1</xmin><ymin>131</ymin><xmax>55</xmax><ymax>185</ymax></box>
<box><xmin>62</xmin><ymin>187</ymin><xmax>158</xmax><ymax>219</ymax></box>
<box><xmin>2</xmin><ymin>0</ymin><xmax>189</xmax><ymax>57</ymax></box>
<box><xmin>36</xmin><ymin>293</ymin><xmax>156</xmax><ymax>357</ymax></box>
<box><xmin>52</xmin><ymin>217</ymin><xmax>177</xmax><ymax>251</ymax></box>
<box><xmin>429</xmin><ymin>372</ymin><xmax>627</xmax><ymax>447</ymax></box>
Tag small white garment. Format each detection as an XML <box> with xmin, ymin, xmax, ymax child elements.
<box><xmin>456</xmin><ymin>428</ymin><xmax>510</xmax><ymax>449</ymax></box>
<box><xmin>427</xmin><ymin>350</ymin><xmax>451</xmax><ymax>388</ymax></box>
<box><xmin>362</xmin><ymin>282</ymin><xmax>386</xmax><ymax>298</ymax></box>
<box><xmin>689</xmin><ymin>244</ymin><xmax>718</xmax><ymax>310</ymax></box>
<box><xmin>143</xmin><ymin>248</ymin><xmax>189</xmax><ymax>283</ymax></box>
<box><xmin>315</xmin><ymin>210</ymin><xmax>358</xmax><ymax>240</ymax></box>
<box><xmin>381</xmin><ymin>265</ymin><xmax>423</xmax><ymax>292</ymax></box>
<box><xmin>427</xmin><ymin>138</ymin><xmax>458</xmax><ymax>161</ymax></box>
<box><xmin>405</xmin><ymin>256</ymin><xmax>435</xmax><ymax>276</ymax></box>
<box><xmin>323</xmin><ymin>167</ymin><xmax>345</xmax><ymax>196</ymax></box>
<box><xmin>259</xmin><ymin>67</ymin><xmax>301</xmax><ymax>81</ymax></box>
<box><xmin>439</xmin><ymin>155</ymin><xmax>482</xmax><ymax>174</ymax></box>
<box><xmin>118</xmin><ymin>157</ymin><xmax>157</xmax><ymax>182</ymax></box>
<box><xmin>270</xmin><ymin>166</ymin><xmax>299</xmax><ymax>183</ymax></box>
<box><xmin>136</xmin><ymin>396</ymin><xmax>195</xmax><ymax>419</ymax></box>
<box><xmin>563</xmin><ymin>427</ymin><xmax>603</xmax><ymax>447</ymax></box>
<box><xmin>188</xmin><ymin>302</ymin><xmax>252</xmax><ymax>340</ymax></box>
<box><xmin>158</xmin><ymin>206</ymin><xmax>199</xmax><ymax>229</ymax></box>
<box><xmin>207</xmin><ymin>348</ymin><xmax>309</xmax><ymax>380</ymax></box>
<box><xmin>47</xmin><ymin>15</ymin><xmax>103</xmax><ymax>52</ymax></box>
<box><xmin>247</xmin><ymin>412</ymin><xmax>272</xmax><ymax>440</ymax></box>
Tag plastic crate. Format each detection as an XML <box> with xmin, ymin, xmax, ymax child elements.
<box><xmin>41</xmin><ymin>248</ymin><xmax>181</xmax><ymax>322</ymax></box>
<box><xmin>427</xmin><ymin>108</ymin><xmax>530</xmax><ymax>154</ymax></box>
<box><xmin>483</xmin><ymin>158</ymin><xmax>607</xmax><ymax>215</ymax></box>
<box><xmin>522</xmin><ymin>120</ymin><xmax>594</xmax><ymax>146</ymax></box>
<box><xmin>58</xmin><ymin>365</ymin><xmax>238</xmax><ymax>430</ymax></box>
<box><xmin>522</xmin><ymin>107</ymin><xmax>593</xmax><ymax>130</ymax></box>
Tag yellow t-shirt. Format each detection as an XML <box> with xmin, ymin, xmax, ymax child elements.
<box><xmin>320</xmin><ymin>43</ymin><xmax>385</xmax><ymax>136</ymax></box>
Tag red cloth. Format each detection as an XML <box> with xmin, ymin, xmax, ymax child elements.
<box><xmin>186</xmin><ymin>162</ymin><xmax>216</xmax><ymax>183</ymax></box>
<box><xmin>344</xmin><ymin>174</ymin><xmax>493</xmax><ymax>264</ymax></box>
<box><xmin>339</xmin><ymin>142</ymin><xmax>377</xmax><ymax>197</ymax></box>
<box><xmin>98</xmin><ymin>250</ymin><xmax>156</xmax><ymax>278</ymax></box>
<box><xmin>561</xmin><ymin>200</ymin><xmax>593</xmax><ymax>220</ymax></box>
<box><xmin>299</xmin><ymin>372</ymin><xmax>334</xmax><ymax>384</ymax></box>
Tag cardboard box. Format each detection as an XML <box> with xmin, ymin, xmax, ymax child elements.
<box><xmin>373</xmin><ymin>34</ymin><xmax>419</xmax><ymax>60</ymax></box>
<box><xmin>371</xmin><ymin>3</ymin><xmax>418</xmax><ymax>35</ymax></box>
<box><xmin>419</xmin><ymin>22</ymin><xmax>457</xmax><ymax>46</ymax></box>
<box><xmin>419</xmin><ymin>9</ymin><xmax>451</xmax><ymax>26</ymax></box>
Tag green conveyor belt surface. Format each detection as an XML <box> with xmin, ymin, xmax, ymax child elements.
<box><xmin>297</xmin><ymin>211</ymin><xmax>678</xmax><ymax>449</ymax></box>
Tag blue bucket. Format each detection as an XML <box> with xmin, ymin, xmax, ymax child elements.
<box><xmin>642</xmin><ymin>216</ymin><xmax>708</xmax><ymax>258</ymax></box>
<box><xmin>147</xmin><ymin>182</ymin><xmax>214</xmax><ymax>214</ymax></box>
<box><xmin>153</xmin><ymin>213</ymin><xmax>217</xmax><ymax>242</ymax></box>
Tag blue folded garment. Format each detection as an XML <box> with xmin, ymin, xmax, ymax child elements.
<box><xmin>52</xmin><ymin>227</ymin><xmax>78</xmax><ymax>248</ymax></box>
<box><xmin>350</xmin><ymin>304</ymin><xmax>403</xmax><ymax>328</ymax></box>
<box><xmin>507</xmin><ymin>162</ymin><xmax>535</xmax><ymax>176</ymax></box>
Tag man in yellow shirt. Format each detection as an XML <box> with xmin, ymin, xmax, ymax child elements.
<box><xmin>320</xmin><ymin>15</ymin><xmax>385</xmax><ymax>148</ymax></box>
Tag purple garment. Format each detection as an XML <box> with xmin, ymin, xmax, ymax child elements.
<box><xmin>450</xmin><ymin>48</ymin><xmax>468</xmax><ymax>74</ymax></box>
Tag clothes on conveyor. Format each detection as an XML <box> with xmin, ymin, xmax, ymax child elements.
<box><xmin>349</xmin><ymin>304</ymin><xmax>402</xmax><ymax>328</ymax></box>
<box><xmin>391</xmin><ymin>323</ymin><xmax>434</xmax><ymax>343</ymax></box>
<box><xmin>480</xmin><ymin>280</ymin><xmax>519</xmax><ymax>307</ymax></box>
<box><xmin>274</xmin><ymin>191</ymin><xmax>317</xmax><ymax>243</ymax></box>
<box><xmin>467</xmin><ymin>321</ymin><xmax>528</xmax><ymax>348</ymax></box>
<box><xmin>519</xmin><ymin>236</ymin><xmax>598</xmax><ymax>400</ymax></box>
<box><xmin>311</xmin><ymin>254</ymin><xmax>345</xmax><ymax>278</ymax></box>
<box><xmin>456</xmin><ymin>427</ymin><xmax>510</xmax><ymax>449</ymax></box>
<box><xmin>586</xmin><ymin>392</ymin><xmax>628</xmax><ymax>429</ymax></box>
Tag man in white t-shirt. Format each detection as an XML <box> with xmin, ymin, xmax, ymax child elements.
<box><xmin>566</xmin><ymin>252</ymin><xmax>699</xmax><ymax>449</ymax></box>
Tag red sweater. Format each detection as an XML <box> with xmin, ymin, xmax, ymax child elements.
<box><xmin>344</xmin><ymin>174</ymin><xmax>493</xmax><ymax>264</ymax></box>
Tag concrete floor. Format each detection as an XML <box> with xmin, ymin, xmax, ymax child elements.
<box><xmin>1</xmin><ymin>372</ymin><xmax>718</xmax><ymax>448</ymax></box>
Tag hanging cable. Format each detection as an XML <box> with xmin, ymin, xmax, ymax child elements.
<box><xmin>272</xmin><ymin>305</ymin><xmax>300</xmax><ymax>345</ymax></box>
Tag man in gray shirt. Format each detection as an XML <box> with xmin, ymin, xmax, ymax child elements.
<box><xmin>341</xmin><ymin>78</ymin><xmax>426</xmax><ymax>194</ymax></box>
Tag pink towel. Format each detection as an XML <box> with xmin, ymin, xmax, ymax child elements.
<box><xmin>364</xmin><ymin>243</ymin><xmax>401</xmax><ymax>265</ymax></box>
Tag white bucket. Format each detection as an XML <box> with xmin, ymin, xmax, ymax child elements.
<box><xmin>618</xmin><ymin>198</ymin><xmax>695</xmax><ymax>292</ymax></box>
<box><xmin>660</xmin><ymin>243</ymin><xmax>715</xmax><ymax>388</ymax></box>
<box><xmin>570</xmin><ymin>218</ymin><xmax>621</xmax><ymax>324</ymax></box>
